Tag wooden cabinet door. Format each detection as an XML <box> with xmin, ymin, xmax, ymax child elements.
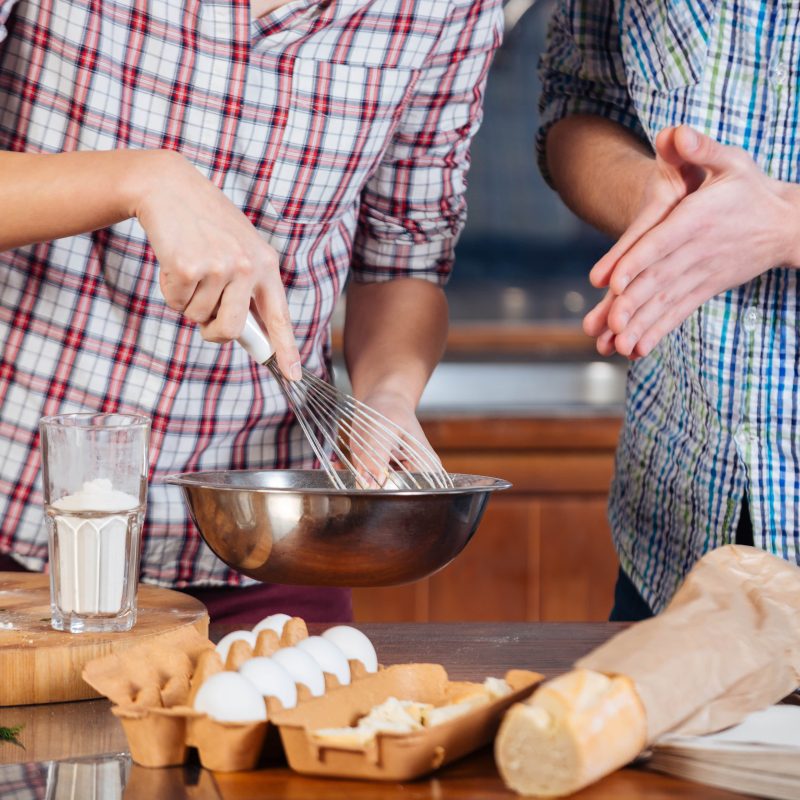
<box><xmin>352</xmin><ymin>581</ymin><xmax>429</xmax><ymax>623</ymax></box>
<box><xmin>537</xmin><ymin>498</ymin><xmax>618</xmax><ymax>621</ymax></box>
<box><xmin>353</xmin><ymin>496</ymin><xmax>619</xmax><ymax>623</ymax></box>
<box><xmin>427</xmin><ymin>497</ymin><xmax>535</xmax><ymax>622</ymax></box>
<box><xmin>352</xmin><ymin>417</ymin><xmax>622</xmax><ymax>623</ymax></box>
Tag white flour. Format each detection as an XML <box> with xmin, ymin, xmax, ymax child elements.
<box><xmin>51</xmin><ymin>479</ymin><xmax>141</xmax><ymax>615</ymax></box>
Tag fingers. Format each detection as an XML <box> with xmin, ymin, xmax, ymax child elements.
<box><xmin>199</xmin><ymin>280</ymin><xmax>251</xmax><ymax>342</ymax></box>
<box><xmin>589</xmin><ymin>192</ymin><xmax>680</xmax><ymax>289</ymax></box>
<box><xmin>583</xmin><ymin>290</ymin><xmax>614</xmax><ymax>337</ymax></box>
<box><xmin>596</xmin><ymin>328</ymin><xmax>616</xmax><ymax>356</ymax></box>
<box><xmin>672</xmin><ymin>124</ymin><xmax>750</xmax><ymax>174</ymax></box>
<box><xmin>252</xmin><ymin>269</ymin><xmax>301</xmax><ymax>381</ymax></box>
<box><xmin>592</xmin><ymin>126</ymin><xmax>716</xmax><ymax>292</ymax></box>
<box><xmin>346</xmin><ymin>412</ymin><xmax>392</xmax><ymax>489</ymax></box>
<box><xmin>587</xmin><ymin>129</ymin><xmax>766</xmax><ymax>359</ymax></box>
<box><xmin>159</xmin><ymin>259</ymin><xmax>199</xmax><ymax>313</ymax></box>
<box><xmin>653</xmin><ymin>126</ymin><xmax>681</xmax><ymax>166</ymax></box>
<box><xmin>608</xmin><ymin>243</ymin><xmax>701</xmax><ymax>357</ymax></box>
<box><xmin>606</xmin><ymin>213</ymin><xmax>686</xmax><ymax>299</ymax></box>
<box><xmin>405</xmin><ymin>422</ymin><xmax>435</xmax><ymax>456</ymax></box>
<box><xmin>584</xmin><ymin>293</ymin><xmax>622</xmax><ymax>357</ymax></box>
<box><xmin>138</xmin><ymin>159</ymin><xmax>299</xmax><ymax>365</ymax></box>
<box><xmin>159</xmin><ymin>244</ymin><xmax>256</xmax><ymax>329</ymax></box>
<box><xmin>393</xmin><ymin>418</ymin><xmax>441</xmax><ymax>473</ymax></box>
<box><xmin>632</xmin><ymin>281</ymin><xmax>714</xmax><ymax>358</ymax></box>
<box><xmin>165</xmin><ymin>232</ymin><xmax>300</xmax><ymax>379</ymax></box>
<box><xmin>349</xmin><ymin>414</ymin><xmax>440</xmax><ymax>489</ymax></box>
<box><xmin>183</xmin><ymin>272</ymin><xmax>228</xmax><ymax>325</ymax></box>
<box><xmin>345</xmin><ymin>393</ymin><xmax>439</xmax><ymax>488</ymax></box>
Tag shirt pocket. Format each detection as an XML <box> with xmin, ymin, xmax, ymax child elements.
<box><xmin>265</xmin><ymin>59</ymin><xmax>415</xmax><ymax>226</ymax></box>
<box><xmin>620</xmin><ymin>0</ymin><xmax>717</xmax><ymax>92</ymax></box>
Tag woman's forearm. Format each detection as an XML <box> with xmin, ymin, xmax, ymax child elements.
<box><xmin>545</xmin><ymin>115</ymin><xmax>656</xmax><ymax>238</ymax></box>
<box><xmin>343</xmin><ymin>278</ymin><xmax>448</xmax><ymax>408</ymax></box>
<box><xmin>0</xmin><ymin>149</ymin><xmax>163</xmax><ymax>251</ymax></box>
<box><xmin>0</xmin><ymin>148</ymin><xmax>302</xmax><ymax>369</ymax></box>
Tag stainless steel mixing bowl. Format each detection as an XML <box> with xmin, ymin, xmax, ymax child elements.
<box><xmin>166</xmin><ymin>470</ymin><xmax>511</xmax><ymax>586</ymax></box>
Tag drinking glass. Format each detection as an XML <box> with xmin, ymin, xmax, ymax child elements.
<box><xmin>39</xmin><ymin>413</ymin><xmax>150</xmax><ymax>633</ymax></box>
<box><xmin>45</xmin><ymin>755</ymin><xmax>130</xmax><ymax>800</ymax></box>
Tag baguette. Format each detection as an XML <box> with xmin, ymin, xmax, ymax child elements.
<box><xmin>495</xmin><ymin>669</ymin><xmax>646</xmax><ymax>797</ymax></box>
<box><xmin>497</xmin><ymin>547</ymin><xmax>800</xmax><ymax>796</ymax></box>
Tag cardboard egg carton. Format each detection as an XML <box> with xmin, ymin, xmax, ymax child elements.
<box><xmin>82</xmin><ymin>617</ymin><xmax>371</xmax><ymax>772</ymax></box>
<box><xmin>269</xmin><ymin>663</ymin><xmax>544</xmax><ymax>781</ymax></box>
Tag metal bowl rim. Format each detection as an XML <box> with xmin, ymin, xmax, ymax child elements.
<box><xmin>163</xmin><ymin>468</ymin><xmax>511</xmax><ymax>496</ymax></box>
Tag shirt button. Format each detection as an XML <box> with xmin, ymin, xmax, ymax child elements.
<box><xmin>772</xmin><ymin>61</ymin><xmax>788</xmax><ymax>86</ymax></box>
<box><xmin>742</xmin><ymin>306</ymin><xmax>761</xmax><ymax>333</ymax></box>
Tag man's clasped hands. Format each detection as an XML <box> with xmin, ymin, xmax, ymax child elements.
<box><xmin>584</xmin><ymin>124</ymin><xmax>800</xmax><ymax>358</ymax></box>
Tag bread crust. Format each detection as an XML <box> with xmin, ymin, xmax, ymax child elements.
<box><xmin>495</xmin><ymin>669</ymin><xmax>647</xmax><ymax>797</ymax></box>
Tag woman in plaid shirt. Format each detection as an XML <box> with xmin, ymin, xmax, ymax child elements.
<box><xmin>0</xmin><ymin>0</ymin><xmax>502</xmax><ymax>621</ymax></box>
<box><xmin>541</xmin><ymin>0</ymin><xmax>800</xmax><ymax>620</ymax></box>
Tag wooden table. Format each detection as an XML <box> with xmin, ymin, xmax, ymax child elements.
<box><xmin>0</xmin><ymin>623</ymin><xmax>754</xmax><ymax>799</ymax></box>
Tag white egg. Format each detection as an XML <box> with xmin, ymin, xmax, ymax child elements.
<box><xmin>271</xmin><ymin>647</ymin><xmax>326</xmax><ymax>697</ymax></box>
<box><xmin>252</xmin><ymin>613</ymin><xmax>292</xmax><ymax>638</ymax></box>
<box><xmin>193</xmin><ymin>672</ymin><xmax>266</xmax><ymax>723</ymax></box>
<box><xmin>322</xmin><ymin>626</ymin><xmax>378</xmax><ymax>673</ymax></box>
<box><xmin>215</xmin><ymin>630</ymin><xmax>257</xmax><ymax>663</ymax></box>
<box><xmin>239</xmin><ymin>657</ymin><xmax>298</xmax><ymax>709</ymax></box>
<box><xmin>296</xmin><ymin>636</ymin><xmax>351</xmax><ymax>686</ymax></box>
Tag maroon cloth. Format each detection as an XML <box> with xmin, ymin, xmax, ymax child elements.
<box><xmin>0</xmin><ymin>553</ymin><xmax>26</xmax><ymax>572</ymax></box>
<box><xmin>179</xmin><ymin>583</ymin><xmax>352</xmax><ymax>625</ymax></box>
<box><xmin>0</xmin><ymin>553</ymin><xmax>352</xmax><ymax>625</ymax></box>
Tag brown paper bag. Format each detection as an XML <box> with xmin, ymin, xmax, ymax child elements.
<box><xmin>577</xmin><ymin>544</ymin><xmax>800</xmax><ymax>740</ymax></box>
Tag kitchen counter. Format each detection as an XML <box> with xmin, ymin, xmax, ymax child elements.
<box><xmin>334</xmin><ymin>358</ymin><xmax>627</xmax><ymax>418</ymax></box>
<box><xmin>0</xmin><ymin>623</ymin><xmax>752</xmax><ymax>799</ymax></box>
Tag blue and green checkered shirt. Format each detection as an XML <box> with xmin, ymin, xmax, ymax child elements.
<box><xmin>539</xmin><ymin>0</ymin><xmax>800</xmax><ymax>612</ymax></box>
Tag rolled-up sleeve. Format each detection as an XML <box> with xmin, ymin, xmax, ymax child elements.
<box><xmin>538</xmin><ymin>0</ymin><xmax>646</xmax><ymax>185</ymax></box>
<box><xmin>351</xmin><ymin>0</ymin><xmax>503</xmax><ymax>286</ymax></box>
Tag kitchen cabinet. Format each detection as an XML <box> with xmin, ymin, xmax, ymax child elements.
<box><xmin>352</xmin><ymin>416</ymin><xmax>622</xmax><ymax>623</ymax></box>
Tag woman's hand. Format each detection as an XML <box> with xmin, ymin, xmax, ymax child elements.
<box><xmin>129</xmin><ymin>151</ymin><xmax>301</xmax><ymax>379</ymax></box>
<box><xmin>341</xmin><ymin>278</ymin><xmax>448</xmax><ymax>486</ymax></box>
<box><xmin>346</xmin><ymin>389</ymin><xmax>441</xmax><ymax>488</ymax></box>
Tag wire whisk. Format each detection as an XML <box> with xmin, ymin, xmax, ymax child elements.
<box><xmin>237</xmin><ymin>313</ymin><xmax>453</xmax><ymax>491</ymax></box>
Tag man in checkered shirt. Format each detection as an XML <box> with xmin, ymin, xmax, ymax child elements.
<box><xmin>0</xmin><ymin>0</ymin><xmax>503</xmax><ymax>621</ymax></box>
<box><xmin>541</xmin><ymin>0</ymin><xmax>800</xmax><ymax>620</ymax></box>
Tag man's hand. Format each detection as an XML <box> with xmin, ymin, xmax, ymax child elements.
<box><xmin>583</xmin><ymin>125</ymin><xmax>706</xmax><ymax>355</ymax></box>
<box><xmin>584</xmin><ymin>126</ymin><xmax>800</xmax><ymax>358</ymax></box>
<box><xmin>131</xmin><ymin>151</ymin><xmax>301</xmax><ymax>379</ymax></box>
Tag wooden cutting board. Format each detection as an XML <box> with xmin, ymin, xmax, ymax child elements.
<box><xmin>0</xmin><ymin>572</ymin><xmax>208</xmax><ymax>706</ymax></box>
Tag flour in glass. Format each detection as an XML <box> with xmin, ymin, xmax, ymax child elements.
<box><xmin>47</xmin><ymin>479</ymin><xmax>143</xmax><ymax>616</ymax></box>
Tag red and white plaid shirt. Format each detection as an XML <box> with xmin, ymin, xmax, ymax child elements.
<box><xmin>0</xmin><ymin>0</ymin><xmax>502</xmax><ymax>587</ymax></box>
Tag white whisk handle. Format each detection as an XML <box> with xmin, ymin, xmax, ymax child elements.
<box><xmin>237</xmin><ymin>312</ymin><xmax>275</xmax><ymax>365</ymax></box>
